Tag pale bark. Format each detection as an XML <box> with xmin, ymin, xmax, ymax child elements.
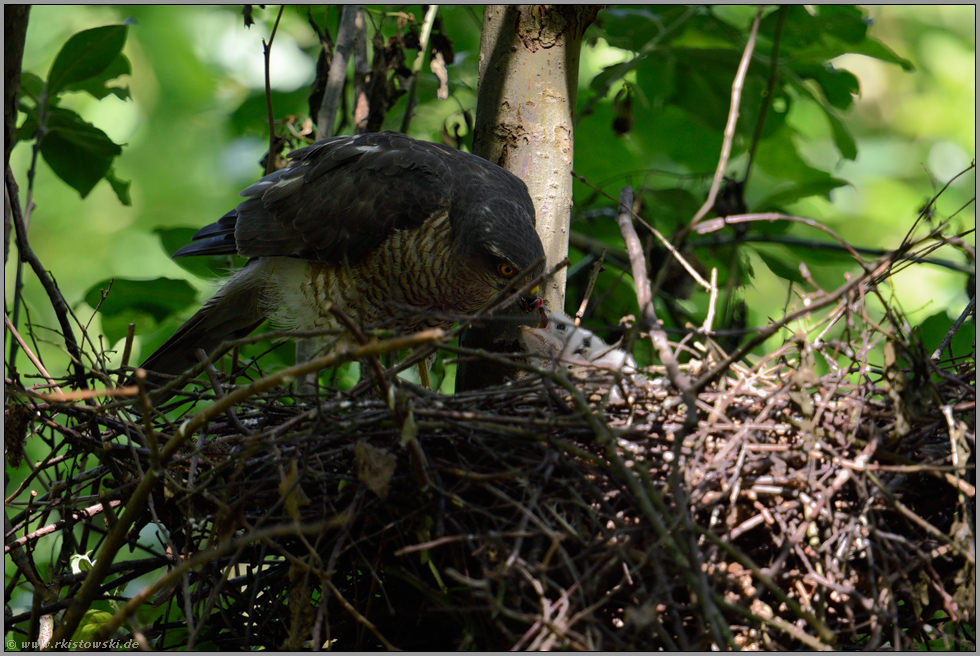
<box><xmin>457</xmin><ymin>5</ymin><xmax>597</xmax><ymax>390</ymax></box>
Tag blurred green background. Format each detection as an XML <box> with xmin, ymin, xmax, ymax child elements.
<box><xmin>6</xmin><ymin>4</ymin><xmax>975</xmax><ymax>384</ymax></box>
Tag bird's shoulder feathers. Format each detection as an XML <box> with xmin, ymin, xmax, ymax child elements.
<box><xmin>176</xmin><ymin>132</ymin><xmax>469</xmax><ymax>264</ymax></box>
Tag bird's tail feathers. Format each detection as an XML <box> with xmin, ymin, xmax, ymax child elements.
<box><xmin>138</xmin><ymin>264</ymin><xmax>269</xmax><ymax>383</ymax></box>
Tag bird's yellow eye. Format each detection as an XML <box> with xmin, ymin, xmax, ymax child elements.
<box><xmin>497</xmin><ymin>263</ymin><xmax>517</xmax><ymax>277</ymax></box>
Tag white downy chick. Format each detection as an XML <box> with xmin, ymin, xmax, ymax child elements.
<box><xmin>520</xmin><ymin>309</ymin><xmax>638</xmax><ymax>402</ymax></box>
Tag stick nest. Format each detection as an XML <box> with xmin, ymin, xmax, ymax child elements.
<box><xmin>6</xmin><ymin>292</ymin><xmax>974</xmax><ymax>651</ymax></box>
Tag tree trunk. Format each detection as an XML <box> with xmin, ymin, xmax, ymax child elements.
<box><xmin>456</xmin><ymin>4</ymin><xmax>598</xmax><ymax>390</ymax></box>
<box><xmin>5</xmin><ymin>4</ymin><xmax>30</xmax><ymax>265</ymax></box>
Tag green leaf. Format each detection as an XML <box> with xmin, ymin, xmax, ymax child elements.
<box><xmin>18</xmin><ymin>71</ymin><xmax>44</xmax><ymax>105</ymax></box>
<box><xmin>750</xmin><ymin>245</ymin><xmax>805</xmax><ymax>284</ymax></box>
<box><xmin>73</xmin><ymin>609</ymin><xmax>114</xmax><ymax>643</ymax></box>
<box><xmin>764</xmin><ymin>5</ymin><xmax>825</xmax><ymax>49</ymax></box>
<box><xmin>69</xmin><ymin>552</ymin><xmax>96</xmax><ymax>575</ymax></box>
<box><xmin>770</xmin><ymin>5</ymin><xmax>867</xmax><ymax>51</ymax></box>
<box><xmin>100</xmin><ymin>307</ymin><xmax>162</xmax><ymax>345</ymax></box>
<box><xmin>849</xmin><ymin>36</ymin><xmax>914</xmax><ymax>71</ymax></box>
<box><xmin>668</xmin><ymin>48</ymin><xmax>770</xmax><ymax>132</ymax></box>
<box><xmin>105</xmin><ymin>167</ymin><xmax>132</xmax><ymax>206</ymax></box>
<box><xmin>809</xmin><ymin>5</ymin><xmax>868</xmax><ymax>45</ymax></box>
<box><xmin>634</xmin><ymin>51</ymin><xmax>677</xmax><ymax>108</ymax></box>
<box><xmin>155</xmin><ymin>227</ymin><xmax>201</xmax><ymax>258</ymax></box>
<box><xmin>589</xmin><ymin>60</ymin><xmax>637</xmax><ymax>96</ymax></box>
<box><xmin>594</xmin><ymin>7</ymin><xmax>673</xmax><ymax>51</ymax></box>
<box><xmin>40</xmin><ymin>107</ymin><xmax>123</xmax><ymax>198</ymax></box>
<box><xmin>85</xmin><ymin>277</ymin><xmax>198</xmax><ymax>343</ymax></box>
<box><xmin>229</xmin><ymin>88</ymin><xmax>310</xmax><ymax>136</ymax></box>
<box><xmin>756</xmin><ymin>178</ymin><xmax>850</xmax><ymax>210</ymax></box>
<box><xmin>15</xmin><ymin>104</ymin><xmax>38</xmax><ymax>145</ymax></box>
<box><xmin>753</xmin><ymin>129</ymin><xmax>839</xmax><ymax>184</ymax></box>
<box><xmin>796</xmin><ymin>63</ymin><xmax>860</xmax><ymax>111</ymax></box>
<box><xmin>782</xmin><ymin>73</ymin><xmax>859</xmax><ymax>161</ymax></box>
<box><xmin>918</xmin><ymin>310</ymin><xmax>974</xmax><ymax>361</ymax></box>
<box><xmin>825</xmin><ymin>111</ymin><xmax>858</xmax><ymax>161</ymax></box>
<box><xmin>63</xmin><ymin>53</ymin><xmax>132</xmax><ymax>101</ymax></box>
<box><xmin>710</xmin><ymin>5</ymin><xmax>764</xmax><ymax>31</ymax></box>
<box><xmin>635</xmin><ymin>188</ymin><xmax>702</xmax><ymax>232</ymax></box>
<box><xmin>47</xmin><ymin>24</ymin><xmax>128</xmax><ymax>97</ymax></box>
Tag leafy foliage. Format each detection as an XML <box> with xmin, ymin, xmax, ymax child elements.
<box><xmin>568</xmin><ymin>6</ymin><xmax>928</xmax><ymax>335</ymax></box>
<box><xmin>16</xmin><ymin>23</ymin><xmax>132</xmax><ymax>203</ymax></box>
<box><xmin>83</xmin><ymin>277</ymin><xmax>197</xmax><ymax>344</ymax></box>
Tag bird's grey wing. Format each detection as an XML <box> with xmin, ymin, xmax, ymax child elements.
<box><xmin>174</xmin><ymin>132</ymin><xmax>457</xmax><ymax>264</ymax></box>
<box><xmin>138</xmin><ymin>260</ymin><xmax>268</xmax><ymax>380</ymax></box>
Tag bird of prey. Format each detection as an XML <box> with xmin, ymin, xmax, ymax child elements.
<box><xmin>139</xmin><ymin>131</ymin><xmax>545</xmax><ymax>383</ymax></box>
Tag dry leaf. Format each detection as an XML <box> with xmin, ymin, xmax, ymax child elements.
<box><xmin>354</xmin><ymin>440</ymin><xmax>397</xmax><ymax>499</ymax></box>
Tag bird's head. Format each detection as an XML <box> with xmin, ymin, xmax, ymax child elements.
<box><xmin>456</xmin><ymin>196</ymin><xmax>546</xmax><ymax>309</ymax></box>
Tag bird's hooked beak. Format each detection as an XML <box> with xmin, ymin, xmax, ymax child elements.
<box><xmin>518</xmin><ymin>286</ymin><xmax>544</xmax><ymax>314</ymax></box>
<box><xmin>535</xmin><ymin>304</ymin><xmax>549</xmax><ymax>327</ymax></box>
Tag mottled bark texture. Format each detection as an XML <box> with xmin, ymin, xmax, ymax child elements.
<box><xmin>457</xmin><ymin>5</ymin><xmax>597</xmax><ymax>390</ymax></box>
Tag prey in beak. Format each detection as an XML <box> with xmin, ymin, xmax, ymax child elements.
<box><xmin>518</xmin><ymin>286</ymin><xmax>544</xmax><ymax>314</ymax></box>
<box><xmin>519</xmin><ymin>308</ymin><xmax>636</xmax><ymax>373</ymax></box>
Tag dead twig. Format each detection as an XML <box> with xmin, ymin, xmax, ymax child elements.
<box><xmin>685</xmin><ymin>5</ymin><xmax>763</xmax><ymax>234</ymax></box>
<box><xmin>317</xmin><ymin>5</ymin><xmax>358</xmax><ymax>138</ymax></box>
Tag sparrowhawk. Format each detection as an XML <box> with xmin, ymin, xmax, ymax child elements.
<box><xmin>140</xmin><ymin>131</ymin><xmax>545</xmax><ymax>381</ymax></box>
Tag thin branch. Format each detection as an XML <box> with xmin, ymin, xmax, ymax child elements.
<box><xmin>400</xmin><ymin>4</ymin><xmax>439</xmax><ymax>133</ymax></box>
<box><xmin>323</xmin><ymin>578</ymin><xmax>401</xmax><ymax>650</ymax></box>
<box><xmin>573</xmin><ymin>171</ymin><xmax>711</xmax><ymax>292</ymax></box>
<box><xmin>5</xmin><ymin>169</ymin><xmax>87</xmax><ymax>387</ymax></box>
<box><xmin>614</xmin><ymin>185</ymin><xmax>694</xmax><ymax>405</ymax></box>
<box><xmin>574</xmin><ymin>249</ymin><xmax>606</xmax><ymax>326</ymax></box>
<box><xmin>694</xmin><ymin>212</ymin><xmax>871</xmax><ymax>271</ymax></box>
<box><xmin>4</xmin><ymin>512</ymin><xmax>49</xmax><ymax>590</ymax></box>
<box><xmin>196</xmin><ymin>348</ymin><xmax>253</xmax><ymax>436</ymax></box>
<box><xmin>263</xmin><ymin>5</ymin><xmax>287</xmax><ymax>175</ymax></box>
<box><xmin>743</xmin><ymin>5</ymin><xmax>788</xmax><ymax>188</ymax></box>
<box><xmin>4</xmin><ymin>311</ymin><xmax>58</xmax><ymax>392</ymax></box>
<box><xmin>686</xmin><ymin>5</ymin><xmax>764</xmax><ymax>232</ymax></box>
<box><xmin>327</xmin><ymin>303</ymin><xmax>389</xmax><ymax>400</ymax></box>
<box><xmin>29</xmin><ymin>386</ymin><xmax>138</xmax><ymax>403</ymax></box>
<box><xmin>5</xmin><ymin>500</ymin><xmax>122</xmax><ymax>553</ymax></box>
<box><xmin>317</xmin><ymin>5</ymin><xmax>358</xmax><ymax>139</ymax></box>
<box><xmin>703</xmin><ymin>267</ymin><xmax>719</xmax><ymax>333</ymax></box>
<box><xmin>692</xmin><ymin>232</ymin><xmax>974</xmax><ymax>274</ymax></box>
<box><xmin>931</xmin><ymin>295</ymin><xmax>976</xmax><ymax>361</ymax></box>
<box><xmin>615</xmin><ymin>186</ymin><xmax>732</xmax><ymax>646</ymax></box>
<box><xmin>352</xmin><ymin>8</ymin><xmax>370</xmax><ymax>134</ymax></box>
<box><xmin>616</xmin><ymin>188</ymin><xmax>653</xmax><ymax>331</ymax></box>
